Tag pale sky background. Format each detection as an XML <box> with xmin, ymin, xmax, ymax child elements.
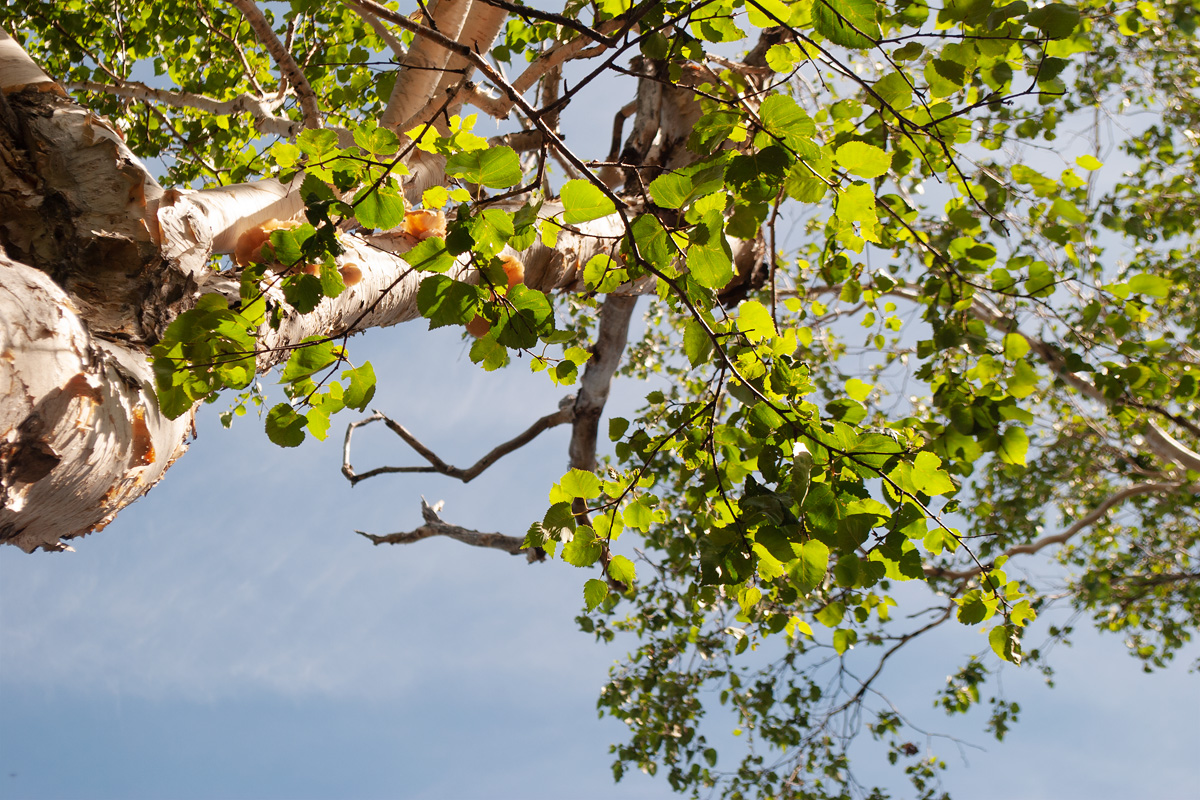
<box><xmin>2</xmin><ymin>319</ymin><xmax>1198</xmax><ymax>800</ymax></box>
<box><xmin>2</xmin><ymin>10</ymin><xmax>1200</xmax><ymax>799</ymax></box>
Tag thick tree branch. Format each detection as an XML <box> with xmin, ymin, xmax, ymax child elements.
<box><xmin>229</xmin><ymin>0</ymin><xmax>322</xmax><ymax>129</ymax></box>
<box><xmin>353</xmin><ymin>0</ymin><xmax>626</xmax><ymax>210</ymax></box>
<box><xmin>376</xmin><ymin>0</ymin><xmax>473</xmax><ymax>131</ymax></box>
<box><xmin>569</xmin><ymin>295</ymin><xmax>637</xmax><ymax>471</ymax></box>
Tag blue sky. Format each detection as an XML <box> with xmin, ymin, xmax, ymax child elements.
<box><xmin>2</xmin><ymin>320</ymin><xmax>1198</xmax><ymax>800</ymax></box>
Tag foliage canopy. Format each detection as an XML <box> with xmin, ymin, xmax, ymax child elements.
<box><xmin>6</xmin><ymin>0</ymin><xmax>1200</xmax><ymax>795</ymax></box>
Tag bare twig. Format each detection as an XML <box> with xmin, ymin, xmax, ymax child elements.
<box><xmin>341</xmin><ymin>398</ymin><xmax>576</xmax><ymax>485</ymax></box>
<box><xmin>357</xmin><ymin>497</ymin><xmax>536</xmax><ymax>559</ymax></box>
<box><xmin>926</xmin><ymin>480</ymin><xmax>1195</xmax><ymax>581</ymax></box>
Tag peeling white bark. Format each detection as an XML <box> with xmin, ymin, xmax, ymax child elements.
<box><xmin>380</xmin><ymin>0</ymin><xmax>474</xmax><ymax>131</ymax></box>
<box><xmin>158</xmin><ymin>178</ymin><xmax>307</xmax><ymax>278</ymax></box>
<box><xmin>0</xmin><ymin>254</ymin><xmax>191</xmax><ymax>552</ymax></box>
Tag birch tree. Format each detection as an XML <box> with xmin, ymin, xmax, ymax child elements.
<box><xmin>2</xmin><ymin>0</ymin><xmax>1198</xmax><ymax>796</ymax></box>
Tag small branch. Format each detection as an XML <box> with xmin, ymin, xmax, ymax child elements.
<box><xmin>229</xmin><ymin>0</ymin><xmax>322</xmax><ymax>129</ymax></box>
<box><xmin>347</xmin><ymin>1</ymin><xmax>406</xmax><ymax>59</ymax></box>
<box><xmin>65</xmin><ymin>79</ymin><xmax>302</xmax><ymax>137</ymax></box>
<box><xmin>342</xmin><ymin>398</ymin><xmax>576</xmax><ymax>485</ymax></box>
<box><xmin>199</xmin><ymin>3</ymin><xmax>267</xmax><ymax>95</ymax></box>
<box><xmin>841</xmin><ymin>603</ymin><xmax>955</xmax><ymax>709</ymax></box>
<box><xmin>926</xmin><ymin>481</ymin><xmax>1193</xmax><ymax>581</ymax></box>
<box><xmin>357</xmin><ymin>497</ymin><xmax>536</xmax><ymax>558</ymax></box>
<box><xmin>508</xmin><ymin>33</ymin><xmax>613</xmax><ymax>108</ymax></box>
<box><xmin>455</xmin><ymin>81</ymin><xmax>511</xmax><ymax>119</ymax></box>
<box><xmin>475</xmin><ymin>0</ymin><xmax>615</xmax><ymax>45</ymax></box>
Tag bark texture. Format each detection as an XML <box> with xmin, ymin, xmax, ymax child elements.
<box><xmin>0</xmin><ymin>253</ymin><xmax>192</xmax><ymax>551</ymax></box>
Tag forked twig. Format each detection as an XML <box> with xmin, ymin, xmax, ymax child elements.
<box><xmin>342</xmin><ymin>396</ymin><xmax>576</xmax><ymax>485</ymax></box>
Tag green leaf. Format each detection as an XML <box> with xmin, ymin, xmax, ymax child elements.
<box><xmin>305</xmin><ymin>405</ymin><xmax>331</xmax><ymax>440</ymax></box>
<box><xmin>629</xmin><ymin>214</ymin><xmax>674</xmax><ymax>270</ymax></box>
<box><xmin>297</xmin><ymin>128</ymin><xmax>339</xmax><ymax>158</ymax></box>
<box><xmin>957</xmin><ymin>590</ymin><xmax>992</xmax><ymax>625</ymax></box>
<box><xmin>836</xmin><ymin>183</ymin><xmax>880</xmax><ymax>242</ymax></box>
<box><xmin>583</xmin><ymin>254</ymin><xmax>629</xmax><ymax>293</ymax></box>
<box><xmin>784</xmin><ymin>150</ymin><xmax>833</xmax><ymax>203</ymax></box>
<box><xmin>265</xmin><ymin>403</ymin><xmax>307</xmax><ymax>447</ymax></box>
<box><xmin>271</xmin><ymin>142</ymin><xmax>301</xmax><ymax>169</ymax></box>
<box><xmin>989</xmin><ymin>623</ymin><xmax>1023</xmax><ymax>664</ymax></box>
<box><xmin>561</xmin><ymin>469</ymin><xmax>603</xmax><ymax>499</ymax></box>
<box><xmin>1025</xmin><ymin>3</ymin><xmax>1080</xmax><ymax>38</ymax></box>
<box><xmin>648</xmin><ymin>171</ymin><xmax>692</xmax><ymax>209</ymax></box>
<box><xmin>813</xmin><ymin>0</ymin><xmax>881</xmax><ymax>49</ymax></box>
<box><xmin>687</xmin><ymin>211</ymin><xmax>733</xmax><ymax>288</ymax></box>
<box><xmin>282</xmin><ymin>274</ymin><xmax>324</xmax><ymax>314</ymax></box>
<box><xmin>845</xmin><ymin>378</ymin><xmax>871</xmax><ymax>402</ymax></box>
<box><xmin>834</xmin><ymin>141</ymin><xmax>893</xmax><ymax>179</ymax></box>
<box><xmin>683</xmin><ymin>319</ymin><xmax>714</xmax><ymax>367</ymax></box>
<box><xmin>911</xmin><ymin>451</ymin><xmax>956</xmax><ymax>496</ymax></box>
<box><xmin>832</xmin><ymin>628</ymin><xmax>857</xmax><ymax>654</ymax></box>
<box><xmin>402</xmin><ymin>236</ymin><xmax>455</xmax><ymax>273</ymax></box>
<box><xmin>609</xmin><ymin>554</ymin><xmax>636</xmax><ymax>585</ymax></box>
<box><xmin>872</xmin><ymin>72</ymin><xmax>914</xmax><ymax>111</ymax></box>
<box><xmin>736</xmin><ymin>300</ymin><xmax>777</xmax><ymax>343</ymax></box>
<box><xmin>1128</xmin><ymin>272</ymin><xmax>1171</xmax><ymax>298</ymax></box>
<box><xmin>1003</xmin><ymin>333</ymin><xmax>1030</xmax><ymax>359</ymax></box>
<box><xmin>583</xmin><ymin>578</ymin><xmax>609</xmax><ymax>610</ymax></box>
<box><xmin>445</xmin><ymin>146</ymin><xmax>522</xmax><ymax>188</ymax></box>
<box><xmin>747</xmin><ymin>0</ymin><xmax>792</xmax><ymax>27</ymax></box>
<box><xmin>281</xmin><ymin>340</ymin><xmax>339</xmax><ymax>383</ymax></box>
<box><xmin>341</xmin><ymin>363</ymin><xmax>376</xmax><ymax>411</ymax></box>
<box><xmin>758</xmin><ymin>95</ymin><xmax>816</xmax><ymax>153</ymax></box>
<box><xmin>563</xmin><ymin>527</ymin><xmax>603</xmax><ymax>567</ymax></box>
<box><xmin>791</xmin><ymin>539</ymin><xmax>830</xmax><ymax>595</ymax></box>
<box><xmin>561</xmin><ymin>180</ymin><xmax>616</xmax><ymax>224</ymax></box>
<box><xmin>623</xmin><ymin>498</ymin><xmax>653</xmax><ymax>531</ymax></box>
<box><xmin>417</xmin><ymin>275</ymin><xmax>480</xmax><ymax>329</ymax></box>
<box><xmin>815</xmin><ymin>601</ymin><xmax>845</xmax><ymax>627</ymax></box>
<box><xmin>354</xmin><ymin>187</ymin><xmax>406</xmax><ymax>230</ymax></box>
<box><xmin>999</xmin><ymin>427</ymin><xmax>1029</xmax><ymax>466</ymax></box>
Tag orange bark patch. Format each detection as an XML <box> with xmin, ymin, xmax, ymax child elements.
<box><xmin>234</xmin><ymin>219</ymin><xmax>303</xmax><ymax>267</ymax></box>
<box><xmin>499</xmin><ymin>253</ymin><xmax>525</xmax><ymax>289</ymax></box>
<box><xmin>339</xmin><ymin>263</ymin><xmax>363</xmax><ymax>286</ymax></box>
<box><xmin>62</xmin><ymin>373</ymin><xmax>102</xmax><ymax>405</ymax></box>
<box><xmin>128</xmin><ymin>406</ymin><xmax>155</xmax><ymax>468</ymax></box>
<box><xmin>401</xmin><ymin>210</ymin><xmax>447</xmax><ymax>242</ymax></box>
